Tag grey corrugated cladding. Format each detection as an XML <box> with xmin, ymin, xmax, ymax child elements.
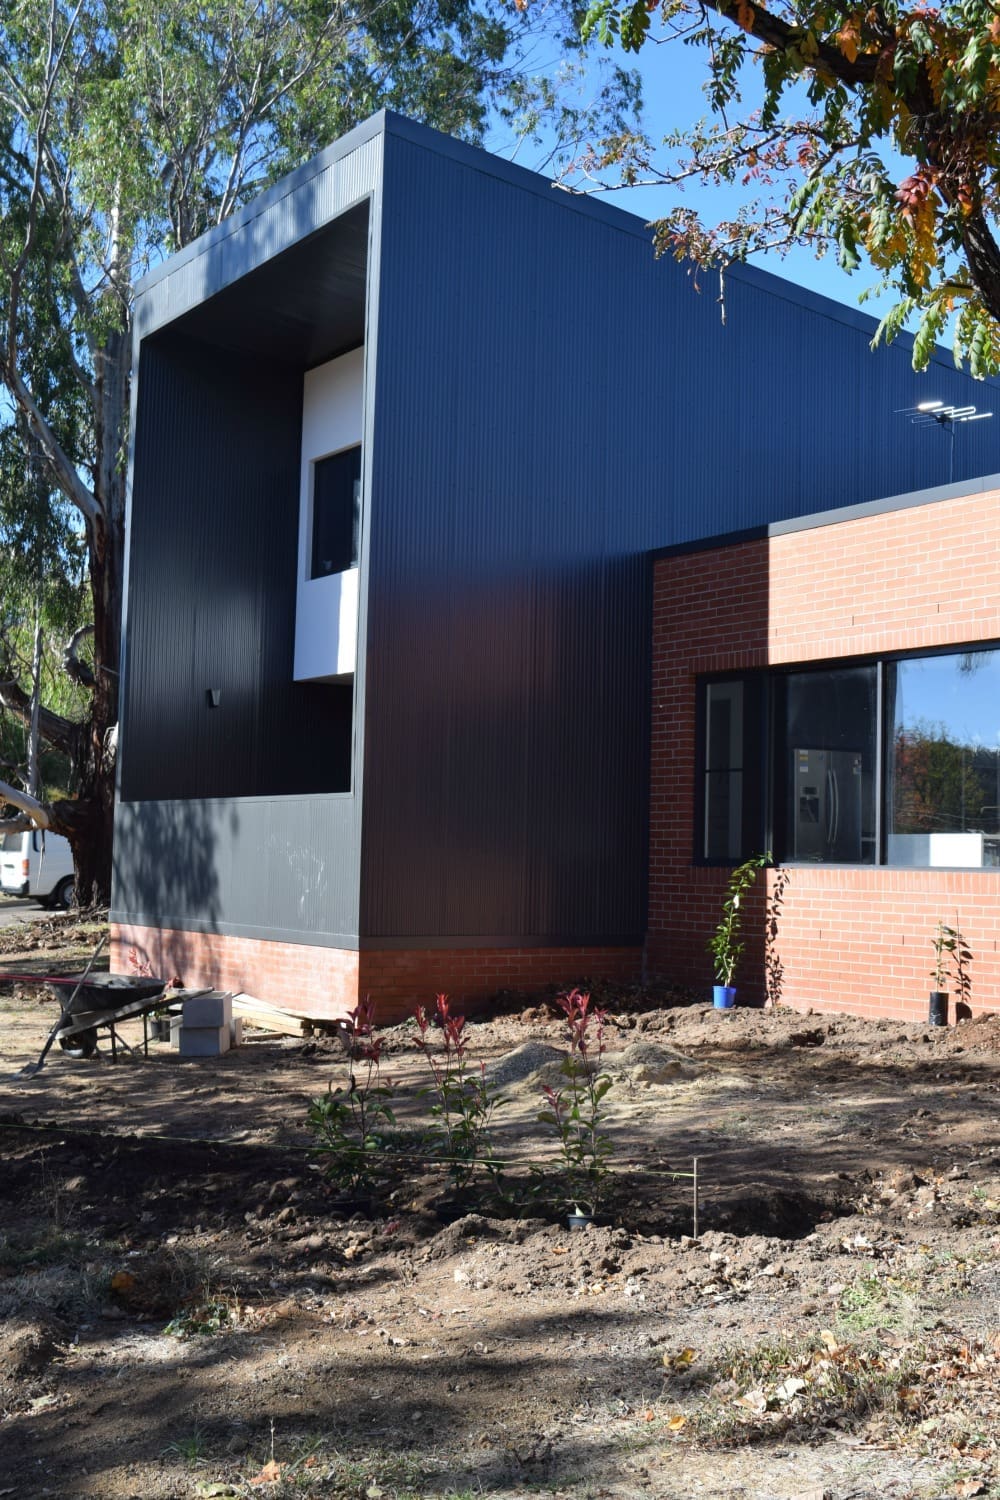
<box><xmin>114</xmin><ymin>111</ymin><xmax>1000</xmax><ymax>951</ymax></box>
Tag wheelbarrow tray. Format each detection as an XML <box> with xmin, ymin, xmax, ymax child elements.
<box><xmin>45</xmin><ymin>973</ymin><xmax>166</xmax><ymax>1015</ymax></box>
<box><xmin>55</xmin><ymin>993</ymin><xmax>169</xmax><ymax>1038</ymax></box>
<box><xmin>23</xmin><ymin>972</ymin><xmax>169</xmax><ymax>1070</ymax></box>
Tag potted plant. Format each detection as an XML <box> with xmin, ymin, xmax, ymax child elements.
<box><xmin>708</xmin><ymin>853</ymin><xmax>769</xmax><ymax>1010</ymax></box>
<box><xmin>929</xmin><ymin>920</ymin><xmax>972</xmax><ymax>1026</ymax></box>
<box><xmin>929</xmin><ymin>921</ymin><xmax>952</xmax><ymax>1026</ymax></box>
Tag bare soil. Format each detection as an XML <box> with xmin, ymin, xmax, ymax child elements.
<box><xmin>0</xmin><ymin>914</ymin><xmax>998</xmax><ymax>1500</ymax></box>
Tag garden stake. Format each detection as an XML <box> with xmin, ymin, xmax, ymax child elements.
<box><xmin>693</xmin><ymin>1156</ymin><xmax>699</xmax><ymax>1240</ymax></box>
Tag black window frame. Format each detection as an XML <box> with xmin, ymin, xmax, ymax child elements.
<box><xmin>694</xmin><ymin>638</ymin><xmax>1000</xmax><ymax>869</ymax></box>
<box><xmin>694</xmin><ymin>672</ymin><xmax>767</xmax><ymax>864</ymax></box>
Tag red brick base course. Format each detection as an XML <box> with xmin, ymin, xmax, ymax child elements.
<box><xmin>110</xmin><ymin>924</ymin><xmax>642</xmax><ymax>1023</ymax></box>
<box><xmin>645</xmin><ymin>865</ymin><xmax>1000</xmax><ymax>1023</ymax></box>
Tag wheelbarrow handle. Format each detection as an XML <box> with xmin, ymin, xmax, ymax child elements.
<box><xmin>19</xmin><ymin>932</ymin><xmax>109</xmax><ymax>1078</ymax></box>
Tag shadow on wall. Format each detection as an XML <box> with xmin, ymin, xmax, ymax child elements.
<box><xmin>113</xmin><ymin>799</ymin><xmax>227</xmax><ymax>941</ymax></box>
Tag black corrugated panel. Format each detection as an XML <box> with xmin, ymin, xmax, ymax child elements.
<box><xmin>122</xmin><ymin>331</ymin><xmax>354</xmax><ymax>802</ymax></box>
<box><xmin>358</xmin><ymin>124</ymin><xmax>999</xmax><ymax>943</ymax></box>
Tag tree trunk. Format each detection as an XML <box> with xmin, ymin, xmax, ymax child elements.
<box><xmin>961</xmin><ymin>213</ymin><xmax>1000</xmax><ymax>329</ymax></box>
<box><xmin>28</xmin><ymin>605</ymin><xmax>42</xmax><ymax>799</ymax></box>
<box><xmin>67</xmin><ymin>317</ymin><xmax>129</xmax><ymax>907</ymax></box>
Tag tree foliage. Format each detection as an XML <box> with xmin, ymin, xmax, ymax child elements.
<box><xmin>578</xmin><ymin>0</ymin><xmax>1000</xmax><ymax>374</ymax></box>
<box><xmin>893</xmin><ymin>721</ymin><xmax>998</xmax><ymax>834</ymax></box>
<box><xmin>0</xmin><ymin>0</ymin><xmax>640</xmax><ymax>903</ymax></box>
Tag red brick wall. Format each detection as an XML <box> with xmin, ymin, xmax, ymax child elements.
<box><xmin>111</xmin><ymin>924</ymin><xmax>362</xmax><ymax>1020</ymax></box>
<box><xmin>111</xmin><ymin>922</ymin><xmax>641</xmax><ymax>1023</ymax></box>
<box><xmin>649</xmin><ymin>486</ymin><xmax>1000</xmax><ymax>1021</ymax></box>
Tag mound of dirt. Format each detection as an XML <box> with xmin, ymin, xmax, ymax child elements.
<box><xmin>484</xmin><ymin>1039</ymin><xmax>565</xmax><ymax>1087</ymax></box>
<box><xmin>613</xmin><ymin>1040</ymin><xmax>708</xmax><ymax>1084</ymax></box>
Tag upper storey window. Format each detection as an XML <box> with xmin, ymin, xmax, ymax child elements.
<box><xmin>311</xmin><ymin>444</ymin><xmax>362</xmax><ymax>578</ymax></box>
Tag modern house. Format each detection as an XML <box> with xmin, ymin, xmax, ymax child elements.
<box><xmin>111</xmin><ymin>111</ymin><xmax>1000</xmax><ymax>1020</ymax></box>
<box><xmin>649</xmin><ymin>473</ymin><xmax>1000</xmax><ymax>1022</ymax></box>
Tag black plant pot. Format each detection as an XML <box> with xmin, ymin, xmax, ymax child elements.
<box><xmin>929</xmin><ymin>990</ymin><xmax>949</xmax><ymax>1027</ymax></box>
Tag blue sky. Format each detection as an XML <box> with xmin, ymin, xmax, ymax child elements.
<box><xmin>512</xmin><ymin>32</ymin><xmax>903</xmax><ymax>320</ymax></box>
<box><xmin>896</xmin><ymin>652</ymin><xmax>1000</xmax><ymax>750</ymax></box>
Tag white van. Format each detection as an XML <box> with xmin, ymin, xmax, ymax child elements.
<box><xmin>0</xmin><ymin>828</ymin><xmax>75</xmax><ymax>907</ymax></box>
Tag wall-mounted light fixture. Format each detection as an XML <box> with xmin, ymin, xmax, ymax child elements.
<box><xmin>207</xmin><ymin>688</ymin><xmax>221</xmax><ymax>708</ymax></box>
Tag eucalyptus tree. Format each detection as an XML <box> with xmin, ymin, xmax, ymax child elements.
<box><xmin>0</xmin><ymin>0</ymin><xmax>639</xmax><ymax>904</ymax></box>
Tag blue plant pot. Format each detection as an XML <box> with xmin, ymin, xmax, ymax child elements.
<box><xmin>713</xmin><ymin>984</ymin><xmax>737</xmax><ymax>1010</ymax></box>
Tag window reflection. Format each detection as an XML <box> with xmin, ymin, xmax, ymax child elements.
<box><xmin>774</xmin><ymin>667</ymin><xmax>877</xmax><ymax>864</ymax></box>
<box><xmin>888</xmin><ymin>651</ymin><xmax>1000</xmax><ymax>867</ymax></box>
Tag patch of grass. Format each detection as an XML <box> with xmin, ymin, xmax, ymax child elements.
<box><xmin>836</xmin><ymin>1271</ymin><xmax>918</xmax><ymax>1334</ymax></box>
<box><xmin>240</xmin><ymin>1438</ymin><xmax>460</xmax><ymax>1498</ymax></box>
<box><xmin>709</xmin><ymin>1110</ymin><xmax>758</xmax><ymax>1137</ymax></box>
<box><xmin>0</xmin><ymin>1259</ymin><xmax>113</xmax><ymax>1323</ymax></box>
<box><xmin>161</xmin><ymin>1426</ymin><xmax>209</xmax><ymax>1464</ymax></box>
<box><xmin>0</xmin><ymin>1228</ymin><xmax>94</xmax><ymax>1273</ymax></box>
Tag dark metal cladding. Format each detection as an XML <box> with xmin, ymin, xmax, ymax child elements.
<box><xmin>115</xmin><ymin>112</ymin><xmax>1000</xmax><ymax>952</ymax></box>
<box><xmin>358</xmin><ymin>121</ymin><xmax>999</xmax><ymax>944</ymax></box>
<box><xmin>122</xmin><ymin>330</ymin><xmax>353</xmax><ymax>802</ymax></box>
<box><xmin>114</xmin><ymin>144</ymin><xmax>380</xmax><ymax>942</ymax></box>
<box><xmin>113</xmin><ymin>795</ymin><xmax>362</xmax><ymax>945</ymax></box>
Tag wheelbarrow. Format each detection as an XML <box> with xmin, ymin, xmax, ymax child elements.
<box><xmin>9</xmin><ymin>937</ymin><xmax>169</xmax><ymax>1075</ymax></box>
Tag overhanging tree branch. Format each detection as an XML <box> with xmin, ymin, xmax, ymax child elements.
<box><xmin>0</xmin><ymin>672</ymin><xmax>82</xmax><ymax>759</ymax></box>
<box><xmin>0</xmin><ymin>779</ymin><xmax>51</xmax><ymax>829</ymax></box>
<box><xmin>704</xmin><ymin>0</ymin><xmax>880</xmax><ymax>86</ymax></box>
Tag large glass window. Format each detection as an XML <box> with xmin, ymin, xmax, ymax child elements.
<box><xmin>773</xmin><ymin>666</ymin><xmax>877</xmax><ymax>864</ymax></box>
<box><xmin>887</xmin><ymin>650</ymin><xmax>1000</xmax><ymax>867</ymax></box>
<box><xmin>310</xmin><ymin>444</ymin><xmax>361</xmax><ymax>578</ymax></box>
<box><xmin>695</xmin><ymin>645</ymin><xmax>1000</xmax><ymax>869</ymax></box>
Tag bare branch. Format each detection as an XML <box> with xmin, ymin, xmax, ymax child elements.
<box><xmin>0</xmin><ymin>780</ymin><xmax>50</xmax><ymax>829</ymax></box>
<box><xmin>0</xmin><ymin>357</ymin><xmax>102</xmax><ymax>527</ymax></box>
<box><xmin>63</xmin><ymin>624</ymin><xmax>96</xmax><ymax>689</ymax></box>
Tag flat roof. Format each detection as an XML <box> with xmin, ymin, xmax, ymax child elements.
<box><xmin>134</xmin><ymin>111</ymin><xmax>981</xmax><ymax>381</ymax></box>
<box><xmin>649</xmin><ymin>470</ymin><xmax>1000</xmax><ymax>561</ymax></box>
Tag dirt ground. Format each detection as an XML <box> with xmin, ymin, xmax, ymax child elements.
<box><xmin>1</xmin><ymin>915</ymin><xmax>999</xmax><ymax>1500</ymax></box>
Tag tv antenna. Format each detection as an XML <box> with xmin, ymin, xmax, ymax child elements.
<box><xmin>905</xmin><ymin>400</ymin><xmax>993</xmax><ymax>484</ymax></box>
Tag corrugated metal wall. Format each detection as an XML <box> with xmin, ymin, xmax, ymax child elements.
<box><xmin>113</xmin><ymin>794</ymin><xmax>361</xmax><ymax>945</ymax></box>
<box><xmin>113</xmin><ymin>123</ymin><xmax>383</xmax><ymax>945</ymax></box>
<box><xmin>122</xmin><ymin>332</ymin><xmax>354</xmax><ymax>802</ymax></box>
<box><xmin>115</xmin><ymin>112</ymin><xmax>1000</xmax><ymax>953</ymax></box>
<box><xmin>359</xmin><ymin>121</ymin><xmax>999</xmax><ymax>945</ymax></box>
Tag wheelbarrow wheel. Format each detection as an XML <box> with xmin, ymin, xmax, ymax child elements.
<box><xmin>58</xmin><ymin>1027</ymin><xmax>98</xmax><ymax>1059</ymax></box>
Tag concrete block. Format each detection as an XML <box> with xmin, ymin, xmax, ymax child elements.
<box><xmin>178</xmin><ymin>1025</ymin><xmax>231</xmax><ymax>1057</ymax></box>
<box><xmin>182</xmin><ymin>992</ymin><xmax>233</xmax><ymax>1028</ymax></box>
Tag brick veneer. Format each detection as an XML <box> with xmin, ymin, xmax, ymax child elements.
<box><xmin>648</xmin><ymin>485</ymin><xmax>1000</xmax><ymax>1021</ymax></box>
<box><xmin>110</xmin><ymin>922</ymin><xmax>641</xmax><ymax>1022</ymax></box>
